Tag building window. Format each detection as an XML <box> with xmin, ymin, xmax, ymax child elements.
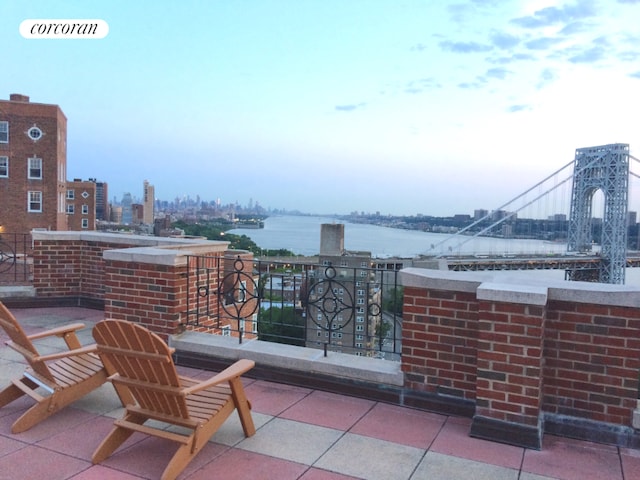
<box><xmin>27</xmin><ymin>126</ymin><xmax>42</xmax><ymax>141</ymax></box>
<box><xmin>66</xmin><ymin>204</ymin><xmax>74</xmax><ymax>214</ymax></box>
<box><xmin>66</xmin><ymin>190</ymin><xmax>75</xmax><ymax>200</ymax></box>
<box><xmin>356</xmin><ymin>316</ymin><xmax>364</xmax><ymax>323</ymax></box>
<box><xmin>221</xmin><ymin>325</ymin><xmax>231</xmax><ymax>337</ymax></box>
<box><xmin>82</xmin><ymin>204</ymin><xmax>89</xmax><ymax>214</ymax></box>
<box><xmin>0</xmin><ymin>121</ymin><xmax>7</xmax><ymax>143</ymax></box>
<box><xmin>356</xmin><ymin>325</ymin><xmax>364</xmax><ymax>332</ymax></box>
<box><xmin>82</xmin><ymin>218</ymin><xmax>89</xmax><ymax>229</ymax></box>
<box><xmin>28</xmin><ymin>157</ymin><xmax>42</xmax><ymax>179</ymax></box>
<box><xmin>28</xmin><ymin>191</ymin><xmax>42</xmax><ymax>212</ymax></box>
<box><xmin>0</xmin><ymin>156</ymin><xmax>7</xmax><ymax>177</ymax></box>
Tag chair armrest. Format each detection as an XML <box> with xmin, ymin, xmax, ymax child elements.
<box><xmin>182</xmin><ymin>359</ymin><xmax>255</xmax><ymax>396</ymax></box>
<box><xmin>34</xmin><ymin>344</ymin><xmax>99</xmax><ymax>363</ymax></box>
<box><xmin>27</xmin><ymin>322</ymin><xmax>86</xmax><ymax>340</ymax></box>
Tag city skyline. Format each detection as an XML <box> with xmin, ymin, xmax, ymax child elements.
<box><xmin>2</xmin><ymin>0</ymin><xmax>640</xmax><ymax>216</ymax></box>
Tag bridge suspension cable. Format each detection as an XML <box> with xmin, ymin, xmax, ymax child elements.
<box><xmin>427</xmin><ymin>150</ymin><xmax>627</xmax><ymax>257</ymax></box>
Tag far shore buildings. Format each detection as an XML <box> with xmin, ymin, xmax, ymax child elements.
<box><xmin>0</xmin><ymin>93</ymin><xmax>103</xmax><ymax>236</ymax></box>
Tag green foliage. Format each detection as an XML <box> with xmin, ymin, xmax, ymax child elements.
<box><xmin>258</xmin><ymin>306</ymin><xmax>306</xmax><ymax>346</ymax></box>
<box><xmin>171</xmin><ymin>220</ymin><xmax>296</xmax><ymax>256</ymax></box>
<box><xmin>383</xmin><ymin>286</ymin><xmax>404</xmax><ymax>316</ymax></box>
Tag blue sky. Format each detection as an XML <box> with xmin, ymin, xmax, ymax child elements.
<box><xmin>2</xmin><ymin>0</ymin><xmax>640</xmax><ymax>216</ymax></box>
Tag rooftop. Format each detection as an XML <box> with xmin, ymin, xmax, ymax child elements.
<box><xmin>1</xmin><ymin>306</ymin><xmax>639</xmax><ymax>479</ymax></box>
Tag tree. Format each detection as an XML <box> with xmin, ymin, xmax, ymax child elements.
<box><xmin>383</xmin><ymin>286</ymin><xmax>404</xmax><ymax>317</ymax></box>
<box><xmin>258</xmin><ymin>306</ymin><xmax>306</xmax><ymax>346</ymax></box>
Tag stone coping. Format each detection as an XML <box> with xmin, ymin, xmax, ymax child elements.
<box><xmin>400</xmin><ymin>267</ymin><xmax>640</xmax><ymax>307</ymax></box>
<box><xmin>169</xmin><ymin>330</ymin><xmax>404</xmax><ymax>387</ymax></box>
<box><xmin>31</xmin><ymin>230</ymin><xmax>229</xmax><ymax>249</ymax></box>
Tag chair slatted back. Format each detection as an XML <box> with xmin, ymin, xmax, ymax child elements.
<box><xmin>92</xmin><ymin>319</ymin><xmax>189</xmax><ymax>419</ymax></box>
<box><xmin>0</xmin><ymin>301</ymin><xmax>54</xmax><ymax>382</ymax></box>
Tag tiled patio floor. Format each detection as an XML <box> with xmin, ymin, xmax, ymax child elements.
<box><xmin>1</xmin><ymin>306</ymin><xmax>639</xmax><ymax>479</ymax></box>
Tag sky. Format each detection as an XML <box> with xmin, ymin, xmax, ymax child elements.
<box><xmin>2</xmin><ymin>0</ymin><xmax>640</xmax><ymax>217</ymax></box>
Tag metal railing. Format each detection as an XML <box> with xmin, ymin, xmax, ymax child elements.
<box><xmin>184</xmin><ymin>255</ymin><xmax>403</xmax><ymax>359</ymax></box>
<box><xmin>0</xmin><ymin>233</ymin><xmax>32</xmax><ymax>285</ymax></box>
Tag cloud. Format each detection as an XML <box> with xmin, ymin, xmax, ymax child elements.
<box><xmin>404</xmin><ymin>77</ymin><xmax>442</xmax><ymax>94</ymax></box>
<box><xmin>568</xmin><ymin>45</ymin><xmax>606</xmax><ymax>63</ymax></box>
<box><xmin>525</xmin><ymin>37</ymin><xmax>564</xmax><ymax>50</ymax></box>
<box><xmin>457</xmin><ymin>78</ymin><xmax>488</xmax><ymax>89</ymax></box>
<box><xmin>629</xmin><ymin>71</ymin><xmax>640</xmax><ymax>79</ymax></box>
<box><xmin>510</xmin><ymin>0</ymin><xmax>598</xmax><ymax>28</ymax></box>
<box><xmin>559</xmin><ymin>21</ymin><xmax>592</xmax><ymax>35</ymax></box>
<box><xmin>439</xmin><ymin>40</ymin><xmax>493</xmax><ymax>53</ymax></box>
<box><xmin>486</xmin><ymin>67</ymin><xmax>511</xmax><ymax>79</ymax></box>
<box><xmin>488</xmin><ymin>52</ymin><xmax>536</xmax><ymax>64</ymax></box>
<box><xmin>507</xmin><ymin>104</ymin><xmax>531</xmax><ymax>113</ymax></box>
<box><xmin>490</xmin><ymin>31</ymin><xmax>520</xmax><ymax>49</ymax></box>
<box><xmin>537</xmin><ymin>68</ymin><xmax>557</xmax><ymax>88</ymax></box>
<box><xmin>335</xmin><ymin>103</ymin><xmax>366</xmax><ymax>112</ymax></box>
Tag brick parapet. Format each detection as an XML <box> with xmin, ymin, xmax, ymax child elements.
<box><xmin>400</xmin><ymin>268</ymin><xmax>640</xmax><ymax>449</ymax></box>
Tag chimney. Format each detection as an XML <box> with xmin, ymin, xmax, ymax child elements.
<box><xmin>9</xmin><ymin>94</ymin><xmax>30</xmax><ymax>102</ymax></box>
<box><xmin>320</xmin><ymin>224</ymin><xmax>345</xmax><ymax>256</ymax></box>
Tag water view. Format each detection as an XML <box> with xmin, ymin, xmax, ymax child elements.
<box><xmin>228</xmin><ymin>215</ymin><xmax>640</xmax><ymax>286</ymax></box>
<box><xmin>227</xmin><ymin>215</ymin><xmax>569</xmax><ymax>258</ymax></box>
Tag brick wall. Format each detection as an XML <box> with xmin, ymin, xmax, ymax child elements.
<box><xmin>544</xmin><ymin>299</ymin><xmax>640</xmax><ymax>425</ymax></box>
<box><xmin>400</xmin><ymin>267</ymin><xmax>640</xmax><ymax>449</ymax></box>
<box><xmin>31</xmin><ymin>231</ymin><xmax>230</xmax><ymax>338</ymax></box>
<box><xmin>402</xmin><ymin>286</ymin><xmax>478</xmax><ymax>400</ymax></box>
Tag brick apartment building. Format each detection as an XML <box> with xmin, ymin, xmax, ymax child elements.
<box><xmin>66</xmin><ymin>179</ymin><xmax>97</xmax><ymax>230</ymax></box>
<box><xmin>0</xmin><ymin>94</ymin><xmax>68</xmax><ymax>235</ymax></box>
<box><xmin>0</xmin><ymin>94</ymin><xmax>97</xmax><ymax>236</ymax></box>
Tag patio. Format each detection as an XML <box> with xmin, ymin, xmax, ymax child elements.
<box><xmin>0</xmin><ymin>306</ymin><xmax>639</xmax><ymax>480</ymax></box>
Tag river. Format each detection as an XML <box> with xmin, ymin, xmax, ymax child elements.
<box><xmin>227</xmin><ymin>215</ymin><xmax>568</xmax><ymax>258</ymax></box>
<box><xmin>227</xmin><ymin>215</ymin><xmax>640</xmax><ymax>286</ymax></box>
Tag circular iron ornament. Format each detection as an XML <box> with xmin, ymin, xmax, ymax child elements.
<box><xmin>197</xmin><ymin>285</ymin><xmax>209</xmax><ymax>297</ymax></box>
<box><xmin>368</xmin><ymin>303</ymin><xmax>381</xmax><ymax>317</ymax></box>
<box><xmin>0</xmin><ymin>241</ymin><xmax>16</xmax><ymax>274</ymax></box>
<box><xmin>324</xmin><ymin>266</ymin><xmax>336</xmax><ymax>279</ymax></box>
<box><xmin>234</xmin><ymin>258</ymin><xmax>245</xmax><ymax>272</ymax></box>
<box><xmin>218</xmin><ymin>268</ymin><xmax>259</xmax><ymax>320</ymax></box>
<box><xmin>305</xmin><ymin>268</ymin><xmax>355</xmax><ymax>331</ymax></box>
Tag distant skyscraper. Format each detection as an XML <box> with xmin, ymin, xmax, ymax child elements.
<box><xmin>121</xmin><ymin>192</ymin><xmax>133</xmax><ymax>224</ymax></box>
<box><xmin>143</xmin><ymin>180</ymin><xmax>154</xmax><ymax>224</ymax></box>
<box><xmin>91</xmin><ymin>179</ymin><xmax>108</xmax><ymax>221</ymax></box>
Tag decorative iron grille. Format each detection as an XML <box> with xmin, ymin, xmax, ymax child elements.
<box><xmin>0</xmin><ymin>233</ymin><xmax>32</xmax><ymax>285</ymax></box>
<box><xmin>184</xmin><ymin>255</ymin><xmax>403</xmax><ymax>359</ymax></box>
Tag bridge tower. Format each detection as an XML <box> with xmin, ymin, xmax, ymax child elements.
<box><xmin>567</xmin><ymin>143</ymin><xmax>629</xmax><ymax>284</ymax></box>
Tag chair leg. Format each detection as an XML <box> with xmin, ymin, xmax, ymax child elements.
<box><xmin>160</xmin><ymin>441</ymin><xmax>197</xmax><ymax>480</ymax></box>
<box><xmin>11</xmin><ymin>397</ymin><xmax>55</xmax><ymax>433</ymax></box>
<box><xmin>92</xmin><ymin>424</ymin><xmax>136</xmax><ymax>464</ymax></box>
<box><xmin>92</xmin><ymin>412</ymin><xmax>146</xmax><ymax>464</ymax></box>
<box><xmin>0</xmin><ymin>381</ymin><xmax>29</xmax><ymax>408</ymax></box>
<box><xmin>229</xmin><ymin>378</ymin><xmax>255</xmax><ymax>437</ymax></box>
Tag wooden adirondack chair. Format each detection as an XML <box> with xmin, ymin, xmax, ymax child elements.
<box><xmin>0</xmin><ymin>301</ymin><xmax>109</xmax><ymax>433</ymax></box>
<box><xmin>91</xmin><ymin>319</ymin><xmax>256</xmax><ymax>480</ymax></box>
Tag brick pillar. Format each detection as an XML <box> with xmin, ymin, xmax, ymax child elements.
<box><xmin>471</xmin><ymin>283</ymin><xmax>547</xmax><ymax>449</ymax></box>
